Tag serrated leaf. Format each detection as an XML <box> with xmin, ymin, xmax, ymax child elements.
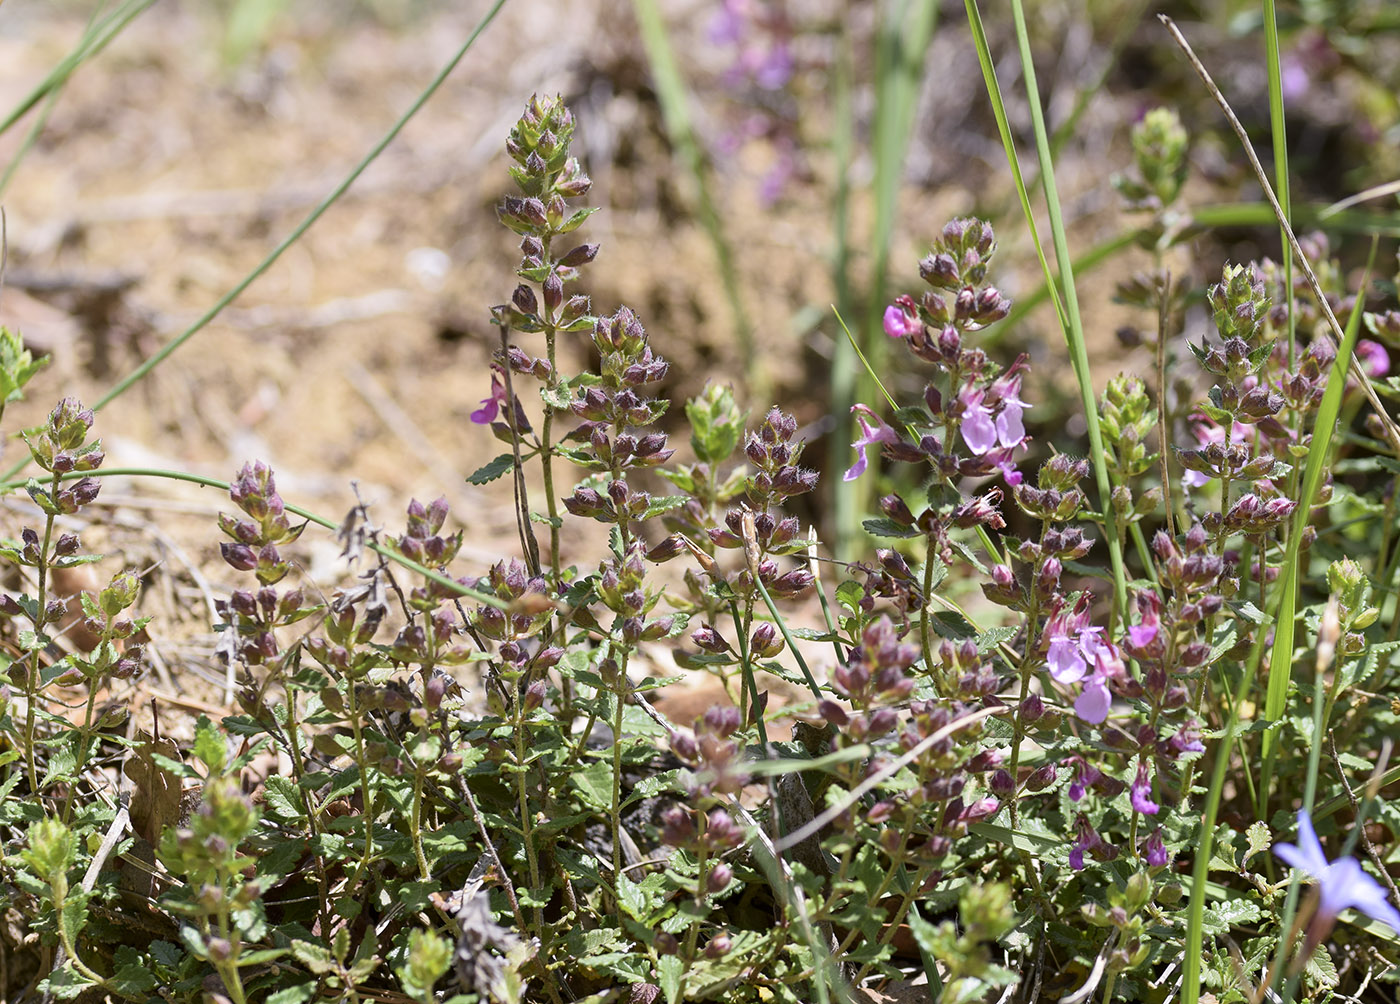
<box><xmin>266</xmin><ymin>983</ymin><xmax>317</xmax><ymax>1004</ymax></box>
<box><xmin>347</xmin><ymin>930</ymin><xmax>380</xmax><ymax>983</ymax></box>
<box><xmin>39</xmin><ymin>965</ymin><xmax>92</xmax><ymax>1000</ymax></box>
<box><xmin>1200</xmin><ymin>896</ymin><xmax>1261</xmax><ymax>935</ymax></box>
<box><xmin>862</xmin><ymin>517</ymin><xmax>919</xmax><ymax>539</ymax></box>
<box><xmin>616</xmin><ymin>873</ymin><xmax>652</xmax><ymax>923</ymax></box>
<box><xmin>658</xmin><ymin>954</ymin><xmax>683</xmax><ymax>1004</ymax></box>
<box><xmin>262</xmin><ymin>775</ymin><xmax>304</xmax><ymax>820</ymax></box>
<box><xmin>642</xmin><ymin>495</ymin><xmax>689</xmax><ymax>519</ymax></box>
<box><xmin>466</xmin><ymin>453</ymin><xmax>515</xmax><ymax>485</ymax></box>
<box><xmin>570</xmin><ymin>761</ymin><xmax>613</xmax><ymax>812</ymax></box>
<box><xmin>1244</xmin><ymin>821</ymin><xmax>1271</xmax><ymax>867</ymax></box>
<box><xmin>193</xmin><ymin>716</ymin><xmax>227</xmax><ymax>774</ymax></box>
<box><xmin>1303</xmin><ymin>938</ymin><xmax>1338</xmax><ymax>988</ymax></box>
<box><xmin>292</xmin><ymin>939</ymin><xmax>335</xmax><ymax>974</ymax></box>
<box><xmin>111</xmin><ymin>962</ymin><xmax>157</xmax><ymax>996</ymax></box>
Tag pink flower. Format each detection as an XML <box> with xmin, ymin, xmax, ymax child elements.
<box><xmin>992</xmin><ymin>374</ymin><xmax>1028</xmax><ymax>445</ymax></box>
<box><xmin>960</xmin><ymin>378</ymin><xmax>1030</xmax><ymax>457</ymax></box>
<box><xmin>882</xmin><ymin>296</ymin><xmax>921</xmax><ymax>339</ymax></box>
<box><xmin>471</xmin><ymin>371</ymin><xmax>509</xmax><ymax>425</ymax></box>
<box><xmin>844</xmin><ymin>404</ymin><xmax>900</xmax><ymax>481</ymax></box>
<box><xmin>1074</xmin><ymin>673</ymin><xmax>1113</xmax><ymax>724</ymax></box>
<box><xmin>1047</xmin><ymin>626</ymin><xmax>1103</xmax><ymax>685</ymax></box>
<box><xmin>1143</xmin><ymin>828</ymin><xmax>1169</xmax><ymax>868</ymax></box>
<box><xmin>1356</xmin><ymin>339</ymin><xmax>1389</xmax><ymax>379</ymax></box>
<box><xmin>1130</xmin><ymin>762</ymin><xmax>1159</xmax><ymax>815</ymax></box>
<box><xmin>1182</xmin><ymin>417</ymin><xmax>1251</xmax><ymax>488</ymax></box>
<box><xmin>960</xmin><ymin>389</ymin><xmax>998</xmax><ymax>455</ymax></box>
<box><xmin>1075</xmin><ymin>638</ymin><xmax>1121</xmax><ymax>725</ymax></box>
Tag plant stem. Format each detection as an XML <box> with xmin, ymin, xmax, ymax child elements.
<box><xmin>23</xmin><ymin>473</ymin><xmax>58</xmax><ymax>795</ymax></box>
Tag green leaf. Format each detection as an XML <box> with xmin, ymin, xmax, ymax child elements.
<box><xmin>466</xmin><ymin>453</ymin><xmax>515</xmax><ymax>485</ymax></box>
<box><xmin>1200</xmin><ymin>896</ymin><xmax>1261</xmax><ymax>935</ymax></box>
<box><xmin>569</xmin><ymin>761</ymin><xmax>613</xmax><ymax>812</ymax></box>
<box><xmin>642</xmin><ymin>495</ymin><xmax>689</xmax><ymax>519</ymax></box>
<box><xmin>616</xmin><ymin>873</ymin><xmax>662</xmax><ymax>924</ymax></box>
<box><xmin>266</xmin><ymin>983</ymin><xmax>317</xmax><ymax>1004</ymax></box>
<box><xmin>861</xmin><ymin>517</ymin><xmax>919</xmax><ymax>539</ymax></box>
<box><xmin>291</xmin><ymin>939</ymin><xmax>335</xmax><ymax>976</ymax></box>
<box><xmin>262</xmin><ymin>775</ymin><xmax>304</xmax><ymax>821</ymax></box>
<box><xmin>346</xmin><ymin>929</ymin><xmax>380</xmax><ymax>983</ymax></box>
<box><xmin>658</xmin><ymin>954</ymin><xmax>683</xmax><ymax>1004</ymax></box>
<box><xmin>1244</xmin><ymin>821</ymin><xmax>1271</xmax><ymax>868</ymax></box>
<box><xmin>111</xmin><ymin>961</ymin><xmax>157</xmax><ymax>996</ymax></box>
<box><xmin>193</xmin><ymin>715</ymin><xmax>227</xmax><ymax>774</ymax></box>
<box><xmin>59</xmin><ymin>894</ymin><xmax>90</xmax><ymax>947</ymax></box>
<box><xmin>1303</xmin><ymin>938</ymin><xmax>1338</xmax><ymax>988</ymax></box>
<box><xmin>39</xmin><ymin>965</ymin><xmax>93</xmax><ymax>1000</ymax></box>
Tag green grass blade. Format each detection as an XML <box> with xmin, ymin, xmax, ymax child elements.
<box><xmin>1005</xmin><ymin>201</ymin><xmax>1400</xmax><ymax>332</ymax></box>
<box><xmin>831</xmin><ymin>0</ymin><xmax>938</xmax><ymax>559</ymax></box>
<box><xmin>1162</xmin><ymin>14</ymin><xmax>1385</xmax><ymax>998</ymax></box>
<box><xmin>963</xmin><ymin>0</ymin><xmax>1067</xmax><ymax>333</ymax></box>
<box><xmin>630</xmin><ymin>0</ymin><xmax>757</xmax><ymax>393</ymax></box>
<box><xmin>0</xmin><ymin>0</ymin><xmax>156</xmax><ymax>138</ymax></box>
<box><xmin>0</xmin><ymin>0</ymin><xmax>508</xmax><ymax>484</ymax></box>
<box><xmin>1005</xmin><ymin>0</ymin><xmax>1128</xmax><ymax>617</ymax></box>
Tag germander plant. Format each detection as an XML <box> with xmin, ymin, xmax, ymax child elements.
<box><xmin>0</xmin><ymin>77</ymin><xmax>1399</xmax><ymax>1004</ymax></box>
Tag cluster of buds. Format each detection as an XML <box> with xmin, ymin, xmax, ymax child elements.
<box><xmin>563</xmin><ymin>307</ymin><xmax>676</xmax><ymax>525</ymax></box>
<box><xmin>57</xmin><ymin>570</ymin><xmax>146</xmax><ymax>686</ymax></box>
<box><xmin>1111</xmin><ymin>106</ymin><xmax>1190</xmax><ymax>212</ymax></box>
<box><xmin>596</xmin><ymin>543</ymin><xmax>673</xmax><ymax>645</ymax></box>
<box><xmin>157</xmin><ymin>773</ymin><xmax>261</xmax><ymax>961</ymax></box>
<box><xmin>219</xmin><ymin>462</ymin><xmax>304</xmax><ymax>587</ymax></box>
<box><xmin>493</xmin><ymin>94</ymin><xmax>598</xmax><ymax>335</ymax></box>
<box><xmin>686</xmin><ymin>408</ymin><xmax>814</xmax><ymax>601</ymax></box>
<box><xmin>669</xmin><ymin>704</ymin><xmax>750</xmax><ymax>801</ymax></box>
<box><xmin>304</xmin><ymin>587</ymin><xmax>384</xmax><ymax>679</ymax></box>
<box><xmin>23</xmin><ymin>398</ymin><xmax>103</xmax><ymax>516</ymax></box>
<box><xmin>484</xmin><ymin>92</ymin><xmax>599</xmax><ymax>445</ymax></box>
<box><xmin>469</xmin><ymin>559</ymin><xmax>553</xmax><ymax>646</ymax></box>
<box><xmin>931</xmin><ymin>637</ymin><xmax>1001</xmax><ymax>702</ymax></box>
<box><xmin>818</xmin><ymin>616</ymin><xmax>916</xmax><ymax>741</ymax></box>
<box><xmin>894</xmin><ymin>700</ymin><xmax>998</xmax><ymax>857</ymax></box>
<box><xmin>1098</xmin><ymin>375</ymin><xmax>1163</xmax><ymax>523</ymax></box>
<box><xmin>397</xmin><ymin>497</ymin><xmax>462</xmax><ymax>571</ymax></box>
<box><xmin>216</xmin><ymin>464</ymin><xmax>316</xmax><ymax>667</ymax></box>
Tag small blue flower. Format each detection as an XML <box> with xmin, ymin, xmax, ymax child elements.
<box><xmin>1275</xmin><ymin>809</ymin><xmax>1400</xmax><ymax>935</ymax></box>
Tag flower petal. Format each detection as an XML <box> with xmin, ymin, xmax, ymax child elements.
<box><xmin>961</xmin><ymin>405</ymin><xmax>997</xmax><ymax>455</ymax></box>
<box><xmin>1074</xmin><ymin>679</ymin><xmax>1112</xmax><ymax>724</ymax></box>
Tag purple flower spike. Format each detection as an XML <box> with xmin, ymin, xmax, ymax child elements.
<box><xmin>1275</xmin><ymin>809</ymin><xmax>1400</xmax><ymax>935</ymax></box>
<box><xmin>844</xmin><ymin>404</ymin><xmax>900</xmax><ymax>482</ymax></box>
<box><xmin>1130</xmin><ymin>762</ymin><xmax>1159</xmax><ymax>815</ymax></box>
